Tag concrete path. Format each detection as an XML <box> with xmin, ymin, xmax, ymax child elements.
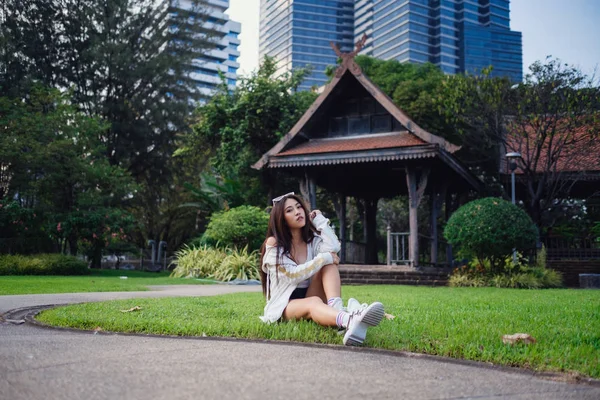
<box><xmin>1</xmin><ymin>286</ymin><xmax>599</xmax><ymax>400</ymax></box>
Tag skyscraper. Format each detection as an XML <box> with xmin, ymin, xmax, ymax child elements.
<box><xmin>260</xmin><ymin>0</ymin><xmax>522</xmax><ymax>87</ymax></box>
<box><xmin>178</xmin><ymin>0</ymin><xmax>241</xmax><ymax>98</ymax></box>
<box><xmin>259</xmin><ymin>0</ymin><xmax>355</xmax><ymax>91</ymax></box>
<box><xmin>355</xmin><ymin>0</ymin><xmax>522</xmax><ymax>81</ymax></box>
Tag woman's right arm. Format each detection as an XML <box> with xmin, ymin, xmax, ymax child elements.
<box><xmin>262</xmin><ymin>241</ymin><xmax>334</xmax><ymax>284</ymax></box>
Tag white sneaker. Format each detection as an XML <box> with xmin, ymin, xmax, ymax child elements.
<box><xmin>343</xmin><ymin>302</ymin><xmax>385</xmax><ymax>346</ymax></box>
<box><xmin>346</xmin><ymin>298</ymin><xmax>368</xmax><ymax>313</ymax></box>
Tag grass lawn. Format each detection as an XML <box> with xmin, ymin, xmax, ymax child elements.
<box><xmin>0</xmin><ymin>269</ymin><xmax>214</xmax><ymax>295</ymax></box>
<box><xmin>37</xmin><ymin>285</ymin><xmax>600</xmax><ymax>379</ymax></box>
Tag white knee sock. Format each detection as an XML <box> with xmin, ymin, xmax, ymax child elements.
<box><xmin>336</xmin><ymin>311</ymin><xmax>350</xmax><ymax>328</ymax></box>
<box><xmin>328</xmin><ymin>297</ymin><xmax>343</xmax><ymax>311</ymax></box>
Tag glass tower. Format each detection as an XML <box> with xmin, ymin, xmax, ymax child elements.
<box><xmin>355</xmin><ymin>0</ymin><xmax>522</xmax><ymax>81</ymax></box>
<box><xmin>260</xmin><ymin>0</ymin><xmax>523</xmax><ymax>88</ymax></box>
<box><xmin>259</xmin><ymin>0</ymin><xmax>355</xmax><ymax>91</ymax></box>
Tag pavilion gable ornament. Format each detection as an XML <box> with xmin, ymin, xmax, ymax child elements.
<box><xmin>330</xmin><ymin>34</ymin><xmax>367</xmax><ymax>78</ymax></box>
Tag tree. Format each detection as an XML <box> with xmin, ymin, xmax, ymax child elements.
<box><xmin>506</xmin><ymin>59</ymin><xmax>600</xmax><ymax>226</ymax></box>
<box><xmin>444</xmin><ymin>197</ymin><xmax>538</xmax><ymax>273</ymax></box>
<box><xmin>439</xmin><ymin>58</ymin><xmax>600</xmax><ymax>227</ymax></box>
<box><xmin>0</xmin><ymin>85</ymin><xmax>136</xmax><ymax>260</ymax></box>
<box><xmin>1</xmin><ymin>0</ymin><xmax>223</xmax><ymax>253</ymax></box>
<box><xmin>1</xmin><ymin>0</ymin><xmax>218</xmax><ymax>180</ymax></box>
<box><xmin>436</xmin><ymin>67</ymin><xmax>516</xmax><ymax>175</ymax></box>
<box><xmin>187</xmin><ymin>57</ymin><xmax>318</xmax><ymax>205</ymax></box>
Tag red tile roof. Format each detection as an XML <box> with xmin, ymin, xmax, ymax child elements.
<box><xmin>275</xmin><ymin>132</ymin><xmax>427</xmax><ymax>156</ymax></box>
<box><xmin>503</xmin><ymin>120</ymin><xmax>600</xmax><ymax>174</ymax></box>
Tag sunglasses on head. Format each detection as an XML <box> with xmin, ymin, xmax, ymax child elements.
<box><xmin>272</xmin><ymin>192</ymin><xmax>295</xmax><ymax>205</ymax></box>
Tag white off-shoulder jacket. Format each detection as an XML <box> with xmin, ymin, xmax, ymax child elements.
<box><xmin>259</xmin><ymin>214</ymin><xmax>342</xmax><ymax>323</ymax></box>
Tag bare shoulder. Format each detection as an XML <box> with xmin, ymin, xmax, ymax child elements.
<box><xmin>266</xmin><ymin>236</ymin><xmax>277</xmax><ymax>246</ymax></box>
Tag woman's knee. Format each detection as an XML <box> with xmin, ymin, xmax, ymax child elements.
<box><xmin>305</xmin><ymin>296</ymin><xmax>324</xmax><ymax>318</ymax></box>
<box><xmin>306</xmin><ymin>296</ymin><xmax>324</xmax><ymax>306</ymax></box>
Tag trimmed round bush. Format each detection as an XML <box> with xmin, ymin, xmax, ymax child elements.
<box><xmin>0</xmin><ymin>254</ymin><xmax>89</xmax><ymax>275</ymax></box>
<box><xmin>444</xmin><ymin>197</ymin><xmax>537</xmax><ymax>270</ymax></box>
<box><xmin>200</xmin><ymin>206</ymin><xmax>269</xmax><ymax>251</ymax></box>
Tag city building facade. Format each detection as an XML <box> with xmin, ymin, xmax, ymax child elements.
<box><xmin>355</xmin><ymin>0</ymin><xmax>522</xmax><ymax>81</ymax></box>
<box><xmin>260</xmin><ymin>0</ymin><xmax>522</xmax><ymax>88</ymax></box>
<box><xmin>177</xmin><ymin>0</ymin><xmax>241</xmax><ymax>98</ymax></box>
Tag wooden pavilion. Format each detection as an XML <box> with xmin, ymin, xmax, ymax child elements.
<box><xmin>253</xmin><ymin>37</ymin><xmax>481</xmax><ymax>267</ymax></box>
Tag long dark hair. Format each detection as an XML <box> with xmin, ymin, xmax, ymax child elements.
<box><xmin>259</xmin><ymin>194</ymin><xmax>319</xmax><ymax>298</ymax></box>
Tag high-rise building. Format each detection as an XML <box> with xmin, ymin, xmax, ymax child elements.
<box><xmin>178</xmin><ymin>0</ymin><xmax>241</xmax><ymax>98</ymax></box>
<box><xmin>259</xmin><ymin>0</ymin><xmax>355</xmax><ymax>91</ymax></box>
<box><xmin>260</xmin><ymin>0</ymin><xmax>522</xmax><ymax>87</ymax></box>
<box><xmin>355</xmin><ymin>0</ymin><xmax>522</xmax><ymax>81</ymax></box>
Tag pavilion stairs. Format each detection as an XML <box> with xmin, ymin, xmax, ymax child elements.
<box><xmin>339</xmin><ymin>264</ymin><xmax>451</xmax><ymax>286</ymax></box>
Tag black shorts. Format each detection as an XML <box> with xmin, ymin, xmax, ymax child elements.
<box><xmin>289</xmin><ymin>287</ymin><xmax>308</xmax><ymax>300</ymax></box>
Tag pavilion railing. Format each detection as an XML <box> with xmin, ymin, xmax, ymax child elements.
<box><xmin>386</xmin><ymin>230</ymin><xmax>410</xmax><ymax>265</ymax></box>
<box><xmin>385</xmin><ymin>230</ymin><xmax>451</xmax><ymax>267</ymax></box>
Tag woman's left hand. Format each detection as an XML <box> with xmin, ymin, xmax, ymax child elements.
<box><xmin>309</xmin><ymin>210</ymin><xmax>322</xmax><ymax>220</ymax></box>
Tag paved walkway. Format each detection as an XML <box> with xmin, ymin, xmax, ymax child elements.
<box><xmin>1</xmin><ymin>286</ymin><xmax>599</xmax><ymax>400</ymax></box>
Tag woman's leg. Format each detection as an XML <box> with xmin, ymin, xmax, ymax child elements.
<box><xmin>306</xmin><ymin>263</ymin><xmax>341</xmax><ymax>302</ymax></box>
<box><xmin>283</xmin><ymin>296</ymin><xmax>339</xmax><ymax>327</ymax></box>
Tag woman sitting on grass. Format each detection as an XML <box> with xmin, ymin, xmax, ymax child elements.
<box><xmin>259</xmin><ymin>192</ymin><xmax>384</xmax><ymax>346</ymax></box>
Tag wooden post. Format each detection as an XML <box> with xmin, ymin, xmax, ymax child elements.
<box><xmin>308</xmin><ymin>177</ymin><xmax>317</xmax><ymax>210</ymax></box>
<box><xmin>364</xmin><ymin>198</ymin><xmax>378</xmax><ymax>264</ymax></box>
<box><xmin>430</xmin><ymin>180</ymin><xmax>448</xmax><ymax>265</ymax></box>
<box><xmin>386</xmin><ymin>225</ymin><xmax>392</xmax><ymax>265</ymax></box>
<box><xmin>406</xmin><ymin>168</ymin><xmax>429</xmax><ymax>268</ymax></box>
<box><xmin>340</xmin><ymin>194</ymin><xmax>347</xmax><ymax>263</ymax></box>
<box><xmin>430</xmin><ymin>189</ymin><xmax>439</xmax><ymax>265</ymax></box>
<box><xmin>299</xmin><ymin>172</ymin><xmax>310</xmax><ymax>202</ymax></box>
<box><xmin>445</xmin><ymin>190</ymin><xmax>454</xmax><ymax>265</ymax></box>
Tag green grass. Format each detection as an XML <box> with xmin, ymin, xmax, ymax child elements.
<box><xmin>37</xmin><ymin>286</ymin><xmax>600</xmax><ymax>379</ymax></box>
<box><xmin>0</xmin><ymin>269</ymin><xmax>214</xmax><ymax>295</ymax></box>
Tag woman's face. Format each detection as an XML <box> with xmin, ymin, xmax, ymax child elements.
<box><xmin>283</xmin><ymin>198</ymin><xmax>306</xmax><ymax>230</ymax></box>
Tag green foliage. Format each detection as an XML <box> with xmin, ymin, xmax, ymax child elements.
<box><xmin>448</xmin><ymin>272</ymin><xmax>487</xmax><ymax>287</ymax></box>
<box><xmin>170</xmin><ymin>245</ymin><xmax>258</xmax><ymax>282</ymax></box>
<box><xmin>1</xmin><ymin>1</ymin><xmax>223</xmax><ymax>255</ymax></box>
<box><xmin>201</xmin><ymin>206</ymin><xmax>269</xmax><ymax>252</ymax></box>
<box><xmin>0</xmin><ymin>85</ymin><xmax>136</xmax><ymax>257</ymax></box>
<box><xmin>212</xmin><ymin>246</ymin><xmax>260</xmax><ymax>282</ymax></box>
<box><xmin>444</xmin><ymin>197</ymin><xmax>538</xmax><ymax>271</ymax></box>
<box><xmin>187</xmin><ymin>56</ymin><xmax>317</xmax><ymax>205</ymax></box>
<box><xmin>449</xmin><ymin>268</ymin><xmax>562</xmax><ymax>289</ymax></box>
<box><xmin>1</xmin><ymin>0</ymin><xmax>219</xmax><ymax>179</ymax></box>
<box><xmin>535</xmin><ymin>244</ymin><xmax>548</xmax><ymax>269</ymax></box>
<box><xmin>449</xmin><ymin>253</ymin><xmax>563</xmax><ymax>289</ymax></box>
<box><xmin>0</xmin><ymin>254</ymin><xmax>89</xmax><ymax>276</ymax></box>
<box><xmin>170</xmin><ymin>245</ymin><xmax>226</xmax><ymax>279</ymax></box>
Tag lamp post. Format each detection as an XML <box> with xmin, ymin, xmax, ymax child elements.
<box><xmin>506</xmin><ymin>152</ymin><xmax>521</xmax><ymax>265</ymax></box>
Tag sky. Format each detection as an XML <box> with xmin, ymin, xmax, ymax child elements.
<box><xmin>227</xmin><ymin>0</ymin><xmax>600</xmax><ymax>79</ymax></box>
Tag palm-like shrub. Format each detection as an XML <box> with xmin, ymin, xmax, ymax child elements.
<box><xmin>444</xmin><ymin>197</ymin><xmax>538</xmax><ymax>273</ymax></box>
<box><xmin>171</xmin><ymin>245</ymin><xmax>259</xmax><ymax>282</ymax></box>
<box><xmin>212</xmin><ymin>246</ymin><xmax>259</xmax><ymax>282</ymax></box>
<box><xmin>170</xmin><ymin>245</ymin><xmax>226</xmax><ymax>278</ymax></box>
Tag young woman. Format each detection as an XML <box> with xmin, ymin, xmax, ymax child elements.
<box><xmin>259</xmin><ymin>192</ymin><xmax>384</xmax><ymax>346</ymax></box>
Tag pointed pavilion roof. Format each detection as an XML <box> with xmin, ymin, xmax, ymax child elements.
<box><xmin>252</xmin><ymin>35</ymin><xmax>461</xmax><ymax>171</ymax></box>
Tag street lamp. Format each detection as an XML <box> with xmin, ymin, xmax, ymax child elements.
<box><xmin>506</xmin><ymin>152</ymin><xmax>521</xmax><ymax>265</ymax></box>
